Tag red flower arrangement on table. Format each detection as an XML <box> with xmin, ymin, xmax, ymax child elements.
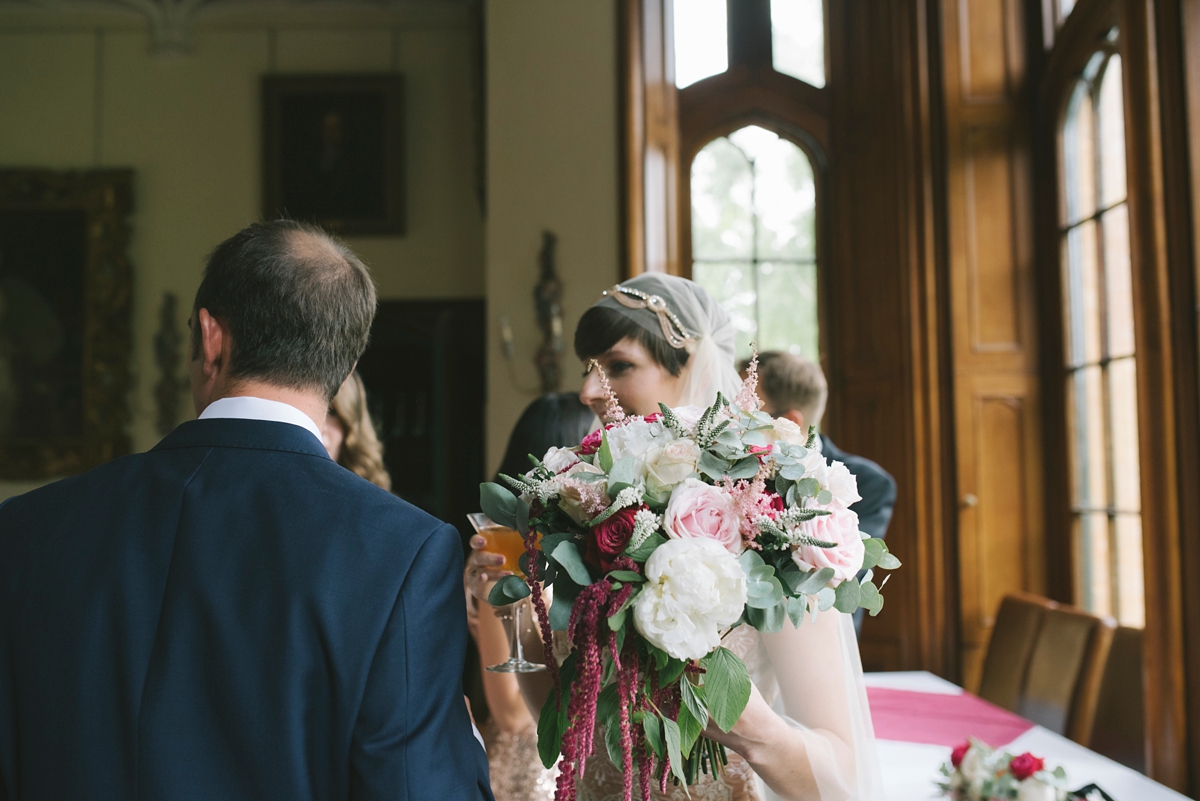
<box><xmin>941</xmin><ymin>739</ymin><xmax>1067</xmax><ymax>801</ymax></box>
<box><xmin>480</xmin><ymin>356</ymin><xmax>902</xmax><ymax>801</ymax></box>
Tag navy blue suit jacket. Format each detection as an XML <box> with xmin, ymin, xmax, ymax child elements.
<box><xmin>0</xmin><ymin>418</ymin><xmax>492</xmax><ymax>801</ymax></box>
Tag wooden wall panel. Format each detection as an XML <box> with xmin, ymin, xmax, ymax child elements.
<box><xmin>941</xmin><ymin>0</ymin><xmax>1043</xmax><ymax>689</ymax></box>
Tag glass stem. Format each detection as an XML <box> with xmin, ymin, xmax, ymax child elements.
<box><xmin>511</xmin><ymin>602</ymin><xmax>524</xmax><ymax>663</ymax></box>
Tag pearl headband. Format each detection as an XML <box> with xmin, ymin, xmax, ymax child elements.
<box><xmin>601</xmin><ymin>284</ymin><xmax>698</xmax><ymax>354</ymax></box>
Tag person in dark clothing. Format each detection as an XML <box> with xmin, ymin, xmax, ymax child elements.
<box><xmin>494</xmin><ymin>392</ymin><xmax>596</xmax><ymax>482</ymax></box>
<box><xmin>753</xmin><ymin>352</ymin><xmax>898</xmax><ymax>633</ymax></box>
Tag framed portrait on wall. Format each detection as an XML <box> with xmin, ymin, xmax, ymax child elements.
<box><xmin>0</xmin><ymin>169</ymin><xmax>133</xmax><ymax>479</ymax></box>
<box><xmin>262</xmin><ymin>74</ymin><xmax>406</xmax><ymax>236</ymax></box>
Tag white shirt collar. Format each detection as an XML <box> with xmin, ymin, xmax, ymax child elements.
<box><xmin>198</xmin><ymin>396</ymin><xmax>324</xmax><ymax>443</ymax></box>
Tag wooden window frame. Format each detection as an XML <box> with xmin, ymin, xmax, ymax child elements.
<box><xmin>1034</xmin><ymin>0</ymin><xmax>1191</xmax><ymax>787</ymax></box>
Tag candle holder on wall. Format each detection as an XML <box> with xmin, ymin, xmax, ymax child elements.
<box><xmin>500</xmin><ymin>230</ymin><xmax>563</xmax><ymax>395</ymax></box>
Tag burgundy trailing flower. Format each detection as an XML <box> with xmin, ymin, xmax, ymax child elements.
<box><xmin>1009</xmin><ymin>752</ymin><xmax>1045</xmax><ymax>781</ymax></box>
<box><xmin>578</xmin><ymin>428</ymin><xmax>604</xmax><ymax>456</ymax></box>
<box><xmin>586</xmin><ymin>506</ymin><xmax>642</xmax><ymax>571</ymax></box>
<box><xmin>950</xmin><ymin>742</ymin><xmax>970</xmax><ymax>768</ymax></box>
<box><xmin>766</xmin><ymin>492</ymin><xmax>785</xmax><ymax>518</ymax></box>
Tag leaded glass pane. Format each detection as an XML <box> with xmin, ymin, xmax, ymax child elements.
<box><xmin>1108</xmin><ymin>357</ymin><xmax>1140</xmax><ymax>512</ymax></box>
<box><xmin>673</xmin><ymin>0</ymin><xmax>728</xmax><ymax>88</ymax></box>
<box><xmin>1063</xmin><ymin>79</ymin><xmax>1096</xmax><ymax>226</ymax></box>
<box><xmin>770</xmin><ymin>0</ymin><xmax>825</xmax><ymax>88</ymax></box>
<box><xmin>1098</xmin><ymin>56</ymin><xmax>1127</xmax><ymax>210</ymax></box>
<box><xmin>691</xmin><ymin>127</ymin><xmax>818</xmax><ymax>361</ymax></box>
<box><xmin>1102</xmin><ymin>204</ymin><xmax>1135</xmax><ymax>359</ymax></box>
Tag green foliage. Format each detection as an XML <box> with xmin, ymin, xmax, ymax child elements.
<box><xmin>479</xmin><ymin>482</ymin><xmax>519</xmax><ymax>529</ymax></box>
<box><xmin>537</xmin><ymin>655</ymin><xmax>576</xmax><ymax>768</ymax></box>
<box><xmin>661</xmin><ymin>715</ymin><xmax>687</xmax><ymax>784</ymax></box>
<box><xmin>746</xmin><ymin>598</ymin><xmax>788</xmax><ymax>632</ymax></box>
<box><xmin>859</xmin><ymin>580</ymin><xmax>884</xmax><ymax>616</ymax></box>
<box><xmin>726</xmin><ymin>456</ymin><xmax>762</xmax><ymax>480</ymax></box>
<box><xmin>607</xmin><ymin>457</ymin><xmax>638</xmax><ymax>496</ymax></box>
<box><xmin>597</xmin><ymin>432</ymin><xmax>614</xmax><ymax>472</ymax></box>
<box><xmin>643</xmin><ymin>712</ymin><xmax>664</xmax><ymax>758</ymax></box>
<box><xmin>787</xmin><ymin>596</ymin><xmax>808</xmax><ymax>628</ymax></box>
<box><xmin>487</xmin><ymin>574</ymin><xmax>530</xmax><ymax>606</ymax></box>
<box><xmin>624</xmin><ymin>531</ymin><xmax>668</xmax><ymax>562</ymax></box>
<box><xmin>607</xmin><ymin>570</ymin><xmax>644</xmax><ymax>584</ymax></box>
<box><xmin>739</xmin><ymin>550</ymin><xmax>785</xmax><ymax>610</ymax></box>
<box><xmin>659</xmin><ymin>657</ymin><xmax>687</xmax><ymax>686</ymax></box>
<box><xmin>833</xmin><ymin>578</ymin><xmax>861</xmax><ymax>614</ymax></box>
<box><xmin>700</xmin><ymin>647</ymin><xmax>752</xmax><ymax>732</ymax></box>
<box><xmin>550</xmin><ymin>541</ymin><xmax>593</xmax><ymax>586</ymax></box>
<box><xmin>698</xmin><ymin>451</ymin><xmax>731</xmax><ymax>480</ymax></box>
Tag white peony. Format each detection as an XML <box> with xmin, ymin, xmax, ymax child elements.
<box><xmin>1017</xmin><ymin>778</ymin><xmax>1061</xmax><ymax>801</ymax></box>
<box><xmin>957</xmin><ymin>746</ymin><xmax>989</xmax><ymax>797</ymax></box>
<box><xmin>540</xmin><ymin>446</ymin><xmax>580</xmax><ymax>474</ymax></box>
<box><xmin>633</xmin><ymin>538</ymin><xmax>747</xmax><ymax>660</ymax></box>
<box><xmin>825</xmin><ymin>460</ymin><xmax>862</xmax><ymax>507</ymax></box>
<box><xmin>606</xmin><ymin>418</ymin><xmax>675</xmax><ymax>477</ymax></box>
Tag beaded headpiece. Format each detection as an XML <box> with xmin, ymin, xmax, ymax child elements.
<box><xmin>601</xmin><ymin>284</ymin><xmax>698</xmax><ymax>353</ymax></box>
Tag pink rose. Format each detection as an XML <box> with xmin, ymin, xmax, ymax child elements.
<box><xmin>663</xmin><ymin>478</ymin><xmax>743</xmax><ymax>555</ymax></box>
<box><xmin>791</xmin><ymin>505</ymin><xmax>866</xmax><ymax>585</ymax></box>
<box><xmin>1009</xmin><ymin>753</ymin><xmax>1045</xmax><ymax>781</ymax></box>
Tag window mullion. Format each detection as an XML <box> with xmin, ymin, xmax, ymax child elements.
<box><xmin>726</xmin><ymin>0</ymin><xmax>773</xmax><ymax>69</ymax></box>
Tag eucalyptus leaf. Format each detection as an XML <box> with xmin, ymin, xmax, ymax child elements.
<box><xmin>738</xmin><ymin>549</ymin><xmax>766</xmax><ymax>570</ymax></box>
<box><xmin>789</xmin><ymin>566</ymin><xmax>837</xmax><ymax>595</ymax></box>
<box><xmin>787</xmin><ymin>596</ymin><xmax>808</xmax><ymax>628</ymax></box>
<box><xmin>779</xmin><ymin>463</ymin><xmax>807</xmax><ymax>481</ymax></box>
<box><xmin>747</xmin><ymin>598</ymin><xmax>787</xmax><ymax>631</ymax></box>
<box><xmin>608</xmin><ymin>457</ymin><xmax>638</xmax><ymax>494</ymax></box>
<box><xmin>816</xmin><ymin>489</ymin><xmax>833</xmax><ymax>506</ymax></box>
<box><xmin>727</xmin><ymin>456</ymin><xmax>762</xmax><ymax>480</ymax></box>
<box><xmin>480</xmin><ymin>482</ymin><xmax>519</xmax><ymax>529</ymax></box>
<box><xmin>859</xmin><ymin>580</ymin><xmax>884</xmax><ymax>616</ymax></box>
<box><xmin>877</xmin><ymin>548</ymin><xmax>902</xmax><ymax>570</ymax></box>
<box><xmin>698</xmin><ymin>451</ymin><xmax>731</xmax><ymax>480</ymax></box>
<box><xmin>817</xmin><ymin>586</ymin><xmax>836</xmax><ymax>611</ymax></box>
<box><xmin>797</xmin><ymin>477</ymin><xmax>820</xmax><ymax>498</ymax></box>
<box><xmin>551</xmin><ymin>541</ymin><xmax>593</xmax><ymax>586</ymax></box>
<box><xmin>700</xmin><ymin>647</ymin><xmax>752</xmax><ymax>732</ymax></box>
<box><xmin>833</xmin><ymin>578</ymin><xmax>862</xmax><ymax>614</ymax></box>
<box><xmin>550</xmin><ymin>586</ymin><xmax>574</xmax><ymax>630</ymax></box>
<box><xmin>861</xmin><ymin>538</ymin><xmax>885</xmax><ymax>570</ymax></box>
<box><xmin>487</xmin><ymin>574</ymin><xmax>530</xmax><ymax>606</ymax></box>
<box><xmin>741</xmin><ymin>429</ymin><xmax>769</xmax><ymax>447</ymax></box>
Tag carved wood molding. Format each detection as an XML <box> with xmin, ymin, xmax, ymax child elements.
<box><xmin>0</xmin><ymin>169</ymin><xmax>133</xmax><ymax>480</ymax></box>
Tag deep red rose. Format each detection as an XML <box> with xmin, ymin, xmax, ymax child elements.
<box><xmin>1008</xmin><ymin>752</ymin><xmax>1044</xmax><ymax>781</ymax></box>
<box><xmin>586</xmin><ymin>506</ymin><xmax>642</xmax><ymax>572</ymax></box>
<box><xmin>766</xmin><ymin>493</ymin><xmax>786</xmax><ymax>519</ymax></box>
<box><xmin>950</xmin><ymin>742</ymin><xmax>971</xmax><ymax>769</ymax></box>
<box><xmin>578</xmin><ymin>428</ymin><xmax>604</xmax><ymax>456</ymax></box>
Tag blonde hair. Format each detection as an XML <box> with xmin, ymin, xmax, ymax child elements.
<box><xmin>331</xmin><ymin>372</ymin><xmax>392</xmax><ymax>491</ymax></box>
<box><xmin>757</xmin><ymin>352</ymin><xmax>828</xmax><ymax>428</ymax></box>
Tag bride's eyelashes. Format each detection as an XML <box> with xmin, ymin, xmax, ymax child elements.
<box><xmin>607</xmin><ymin>360</ymin><xmax>635</xmax><ymax>376</ymax></box>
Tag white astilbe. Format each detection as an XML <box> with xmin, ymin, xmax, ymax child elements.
<box><xmin>589</xmin><ymin>485</ymin><xmax>644</xmax><ymax>526</ymax></box>
<box><xmin>628</xmin><ymin>508</ymin><xmax>661</xmax><ymax>550</ymax></box>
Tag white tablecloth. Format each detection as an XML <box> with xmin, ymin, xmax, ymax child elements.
<box><xmin>865</xmin><ymin>671</ymin><xmax>1193</xmax><ymax>801</ymax></box>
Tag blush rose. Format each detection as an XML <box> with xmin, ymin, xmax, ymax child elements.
<box><xmin>791</xmin><ymin>505</ymin><xmax>866</xmax><ymax>585</ymax></box>
<box><xmin>663</xmin><ymin>478</ymin><xmax>743</xmax><ymax>555</ymax></box>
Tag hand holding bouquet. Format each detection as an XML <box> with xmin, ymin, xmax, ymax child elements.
<box><xmin>480</xmin><ymin>358</ymin><xmax>901</xmax><ymax>801</ymax></box>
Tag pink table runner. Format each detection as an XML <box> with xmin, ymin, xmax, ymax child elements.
<box><xmin>867</xmin><ymin>687</ymin><xmax>1036</xmax><ymax>748</ymax></box>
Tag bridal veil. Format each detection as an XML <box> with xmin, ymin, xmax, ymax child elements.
<box><xmin>590</xmin><ymin>274</ymin><xmax>883</xmax><ymax>801</ymax></box>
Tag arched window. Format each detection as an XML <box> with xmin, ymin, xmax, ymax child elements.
<box><xmin>1059</xmin><ymin>42</ymin><xmax>1143</xmax><ymax>626</ymax></box>
<box><xmin>690</xmin><ymin>127</ymin><xmax>818</xmax><ymax>360</ymax></box>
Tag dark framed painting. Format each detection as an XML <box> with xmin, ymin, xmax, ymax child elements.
<box><xmin>262</xmin><ymin>74</ymin><xmax>406</xmax><ymax>236</ymax></box>
<box><xmin>0</xmin><ymin>169</ymin><xmax>134</xmax><ymax>479</ymax></box>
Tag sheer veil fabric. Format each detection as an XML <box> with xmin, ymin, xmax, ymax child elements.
<box><xmin>582</xmin><ymin>275</ymin><xmax>883</xmax><ymax>801</ymax></box>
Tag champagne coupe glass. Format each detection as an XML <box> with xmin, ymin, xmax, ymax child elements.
<box><xmin>468</xmin><ymin>513</ymin><xmax>547</xmax><ymax>674</ymax></box>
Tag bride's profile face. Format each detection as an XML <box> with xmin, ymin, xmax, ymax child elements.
<box><xmin>579</xmin><ymin>336</ymin><xmax>683</xmax><ymax>419</ymax></box>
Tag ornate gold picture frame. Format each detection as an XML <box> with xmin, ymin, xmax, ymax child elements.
<box><xmin>0</xmin><ymin>169</ymin><xmax>133</xmax><ymax>479</ymax></box>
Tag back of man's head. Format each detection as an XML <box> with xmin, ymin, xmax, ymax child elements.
<box><xmin>758</xmin><ymin>351</ymin><xmax>828</xmax><ymax>427</ymax></box>
<box><xmin>192</xmin><ymin>219</ymin><xmax>377</xmax><ymax>401</ymax></box>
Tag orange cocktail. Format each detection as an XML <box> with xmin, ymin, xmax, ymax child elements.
<box><xmin>468</xmin><ymin>513</ymin><xmax>534</xmax><ymax>578</ymax></box>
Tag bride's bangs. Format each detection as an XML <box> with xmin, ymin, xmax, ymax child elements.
<box><xmin>574</xmin><ymin>305</ymin><xmax>689</xmax><ymax>376</ymax></box>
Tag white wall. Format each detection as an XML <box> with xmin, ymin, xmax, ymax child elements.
<box><xmin>484</xmin><ymin>0</ymin><xmax>620</xmax><ymax>472</ymax></box>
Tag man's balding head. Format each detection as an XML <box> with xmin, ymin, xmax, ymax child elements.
<box><xmin>192</xmin><ymin>220</ymin><xmax>376</xmax><ymax>401</ymax></box>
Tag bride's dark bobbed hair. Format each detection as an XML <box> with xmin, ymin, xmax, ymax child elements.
<box><xmin>574</xmin><ymin>304</ymin><xmax>690</xmax><ymax>376</ymax></box>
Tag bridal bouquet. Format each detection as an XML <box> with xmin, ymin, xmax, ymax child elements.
<box><xmin>481</xmin><ymin>359</ymin><xmax>901</xmax><ymax>801</ymax></box>
<box><xmin>939</xmin><ymin>739</ymin><xmax>1069</xmax><ymax>801</ymax></box>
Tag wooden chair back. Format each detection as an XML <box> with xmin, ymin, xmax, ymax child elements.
<box><xmin>1087</xmin><ymin>626</ymin><xmax>1145</xmax><ymax>772</ymax></box>
<box><xmin>978</xmin><ymin>593</ymin><xmax>1055</xmax><ymax>712</ymax></box>
<box><xmin>1017</xmin><ymin>602</ymin><xmax>1116</xmax><ymax>742</ymax></box>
